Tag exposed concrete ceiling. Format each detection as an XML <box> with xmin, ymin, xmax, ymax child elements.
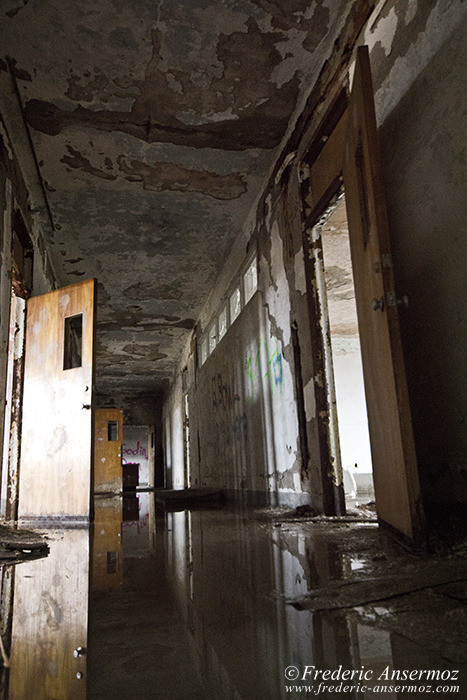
<box><xmin>1</xmin><ymin>0</ymin><xmax>352</xmax><ymax>399</ymax></box>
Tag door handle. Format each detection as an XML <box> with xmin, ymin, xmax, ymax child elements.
<box><xmin>82</xmin><ymin>404</ymin><xmax>91</xmax><ymax>410</ymax></box>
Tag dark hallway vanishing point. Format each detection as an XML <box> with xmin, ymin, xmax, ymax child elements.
<box><xmin>0</xmin><ymin>1</ymin><xmax>466</xmax><ymax>698</ymax></box>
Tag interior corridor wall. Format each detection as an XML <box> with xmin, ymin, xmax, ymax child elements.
<box><xmin>162</xmin><ymin>0</ymin><xmax>466</xmax><ymax>518</ymax></box>
<box><xmin>163</xmin><ymin>210</ymin><xmax>317</xmax><ymax>508</ymax></box>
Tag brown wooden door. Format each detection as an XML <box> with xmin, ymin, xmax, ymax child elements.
<box><xmin>343</xmin><ymin>47</ymin><xmax>425</xmax><ymax>544</ymax></box>
<box><xmin>18</xmin><ymin>278</ymin><xmax>95</xmax><ymax>520</ymax></box>
<box><xmin>94</xmin><ymin>408</ymin><xmax>123</xmax><ymax>493</ymax></box>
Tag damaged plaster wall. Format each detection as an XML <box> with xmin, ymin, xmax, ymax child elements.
<box><xmin>0</xmin><ymin>108</ymin><xmax>58</xmax><ymax>494</ymax></box>
<box><xmin>163</xmin><ymin>1</ymin><xmax>466</xmax><ymax>515</ymax></box>
<box><xmin>162</xmin><ymin>166</ymin><xmax>319</xmax><ymax>508</ymax></box>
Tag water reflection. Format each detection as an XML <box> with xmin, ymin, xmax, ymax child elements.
<box><xmin>3</xmin><ymin>499</ymin><xmax>463</xmax><ymax>699</ymax></box>
<box><xmin>92</xmin><ymin>497</ymin><xmax>122</xmax><ymax>591</ymax></box>
<box><xmin>9</xmin><ymin>528</ymin><xmax>89</xmax><ymax>700</ymax></box>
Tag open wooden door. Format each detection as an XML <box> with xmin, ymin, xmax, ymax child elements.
<box><xmin>18</xmin><ymin>278</ymin><xmax>95</xmax><ymax>521</ymax></box>
<box><xmin>343</xmin><ymin>47</ymin><xmax>425</xmax><ymax>544</ymax></box>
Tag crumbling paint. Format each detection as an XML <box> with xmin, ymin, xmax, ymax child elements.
<box><xmin>61</xmin><ymin>145</ymin><xmax>117</xmax><ymax>181</ymax></box>
<box><xmin>116</xmin><ymin>157</ymin><xmax>247</xmax><ymax>200</ymax></box>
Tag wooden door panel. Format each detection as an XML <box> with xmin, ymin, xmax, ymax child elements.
<box><xmin>94</xmin><ymin>408</ymin><xmax>123</xmax><ymax>493</ymax></box>
<box><xmin>18</xmin><ymin>279</ymin><xmax>95</xmax><ymax>520</ymax></box>
<box><xmin>343</xmin><ymin>47</ymin><xmax>424</xmax><ymax>543</ymax></box>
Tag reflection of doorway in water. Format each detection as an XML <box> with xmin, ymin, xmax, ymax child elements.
<box><xmin>315</xmin><ymin>193</ymin><xmax>374</xmax><ymax>507</ymax></box>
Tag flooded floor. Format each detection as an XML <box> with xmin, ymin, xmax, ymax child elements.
<box><xmin>1</xmin><ymin>493</ymin><xmax>466</xmax><ymax>699</ymax></box>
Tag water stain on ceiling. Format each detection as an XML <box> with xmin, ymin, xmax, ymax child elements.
<box><xmin>0</xmin><ymin>0</ymin><xmax>352</xmax><ymax>396</ymax></box>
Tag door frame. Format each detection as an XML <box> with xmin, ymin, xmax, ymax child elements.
<box><xmin>298</xmin><ymin>89</ymin><xmax>349</xmax><ymax>517</ymax></box>
<box><xmin>298</xmin><ymin>49</ymin><xmax>425</xmax><ymax>544</ymax></box>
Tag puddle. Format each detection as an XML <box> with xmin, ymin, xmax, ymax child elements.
<box><xmin>2</xmin><ymin>495</ymin><xmax>465</xmax><ymax>698</ymax></box>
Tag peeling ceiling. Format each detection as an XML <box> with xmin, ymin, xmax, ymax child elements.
<box><xmin>1</xmin><ymin>0</ymin><xmax>352</xmax><ymax>398</ymax></box>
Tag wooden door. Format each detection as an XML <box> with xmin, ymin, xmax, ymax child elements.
<box><xmin>343</xmin><ymin>47</ymin><xmax>425</xmax><ymax>544</ymax></box>
<box><xmin>9</xmin><ymin>528</ymin><xmax>90</xmax><ymax>699</ymax></box>
<box><xmin>18</xmin><ymin>279</ymin><xmax>95</xmax><ymax>521</ymax></box>
<box><xmin>94</xmin><ymin>408</ymin><xmax>123</xmax><ymax>493</ymax></box>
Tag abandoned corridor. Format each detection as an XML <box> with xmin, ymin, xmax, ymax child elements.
<box><xmin>0</xmin><ymin>2</ymin><xmax>466</xmax><ymax>699</ymax></box>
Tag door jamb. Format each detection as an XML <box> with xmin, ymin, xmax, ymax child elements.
<box><xmin>298</xmin><ymin>89</ymin><xmax>349</xmax><ymax>516</ymax></box>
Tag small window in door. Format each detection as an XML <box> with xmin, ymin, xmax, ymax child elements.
<box><xmin>108</xmin><ymin>421</ymin><xmax>118</xmax><ymax>441</ymax></box>
<box><xmin>63</xmin><ymin>314</ymin><xmax>83</xmax><ymax>370</ymax></box>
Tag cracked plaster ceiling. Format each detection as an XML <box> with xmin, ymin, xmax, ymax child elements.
<box><xmin>1</xmin><ymin>0</ymin><xmax>351</xmax><ymax>398</ymax></box>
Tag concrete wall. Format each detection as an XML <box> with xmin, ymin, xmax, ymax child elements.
<box><xmin>162</xmin><ymin>1</ymin><xmax>466</xmax><ymax>516</ymax></box>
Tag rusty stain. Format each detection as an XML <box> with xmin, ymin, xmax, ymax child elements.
<box><xmin>121</xmin><ymin>344</ymin><xmax>168</xmax><ymax>361</ymax></box>
<box><xmin>116</xmin><ymin>156</ymin><xmax>247</xmax><ymax>200</ymax></box>
<box><xmin>65</xmin><ymin>69</ymin><xmax>110</xmax><ymax>103</ymax></box>
<box><xmin>123</xmin><ymin>283</ymin><xmax>183</xmax><ymax>301</ymax></box>
<box><xmin>61</xmin><ymin>145</ymin><xmax>117</xmax><ymax>181</ymax></box>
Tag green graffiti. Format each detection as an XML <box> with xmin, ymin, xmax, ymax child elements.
<box><xmin>246</xmin><ymin>339</ymin><xmax>283</xmax><ymax>401</ymax></box>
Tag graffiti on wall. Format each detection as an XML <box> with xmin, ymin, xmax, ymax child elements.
<box><xmin>122</xmin><ymin>440</ymin><xmax>148</xmax><ymax>464</ymax></box>
<box><xmin>246</xmin><ymin>339</ymin><xmax>283</xmax><ymax>402</ymax></box>
<box><xmin>211</xmin><ymin>372</ymin><xmax>240</xmax><ymax>411</ymax></box>
<box><xmin>210</xmin><ymin>372</ymin><xmax>248</xmax><ymax>443</ymax></box>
